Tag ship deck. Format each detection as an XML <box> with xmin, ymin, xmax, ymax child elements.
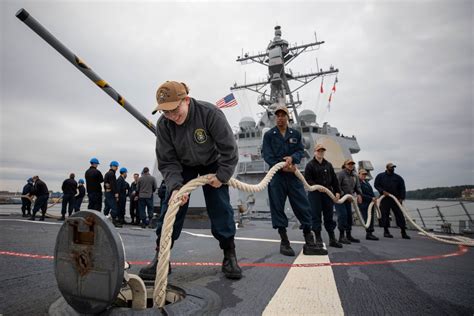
<box><xmin>0</xmin><ymin>207</ymin><xmax>473</xmax><ymax>315</ymax></box>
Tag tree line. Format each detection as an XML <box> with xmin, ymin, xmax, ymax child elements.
<box><xmin>406</xmin><ymin>185</ymin><xmax>473</xmax><ymax>200</ymax></box>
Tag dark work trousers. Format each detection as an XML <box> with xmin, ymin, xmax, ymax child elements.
<box><xmin>130</xmin><ymin>197</ymin><xmax>138</xmax><ymax>222</ymax></box>
<box><xmin>138</xmin><ymin>197</ymin><xmax>154</xmax><ymax>224</ymax></box>
<box><xmin>21</xmin><ymin>198</ymin><xmax>32</xmax><ymax>216</ymax></box>
<box><xmin>308</xmin><ymin>191</ymin><xmax>336</xmax><ymax>233</ymax></box>
<box><xmin>155</xmin><ymin>163</ymin><xmax>236</xmax><ymax>250</ymax></box>
<box><xmin>335</xmin><ymin>201</ymin><xmax>353</xmax><ymax>231</ymax></box>
<box><xmin>268</xmin><ymin>171</ymin><xmax>312</xmax><ymax>232</ymax></box>
<box><xmin>359</xmin><ymin>203</ymin><xmax>374</xmax><ymax>233</ymax></box>
<box><xmin>32</xmin><ymin>195</ymin><xmax>49</xmax><ymax>217</ymax></box>
<box><xmin>103</xmin><ymin>192</ymin><xmax>118</xmax><ymax>218</ymax></box>
<box><xmin>118</xmin><ymin>197</ymin><xmax>127</xmax><ymax>220</ymax></box>
<box><xmin>61</xmin><ymin>194</ymin><xmax>75</xmax><ymax>217</ymax></box>
<box><xmin>380</xmin><ymin>197</ymin><xmax>406</xmax><ymax>229</ymax></box>
<box><xmin>74</xmin><ymin>197</ymin><xmax>84</xmax><ymax>213</ymax></box>
<box><xmin>87</xmin><ymin>191</ymin><xmax>102</xmax><ymax>212</ymax></box>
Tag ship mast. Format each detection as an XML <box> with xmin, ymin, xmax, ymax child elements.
<box><xmin>231</xmin><ymin>25</ymin><xmax>338</xmax><ymax>125</ymax></box>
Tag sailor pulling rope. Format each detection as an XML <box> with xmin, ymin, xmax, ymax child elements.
<box><xmin>153</xmin><ymin>161</ymin><xmax>474</xmax><ymax>307</ymax></box>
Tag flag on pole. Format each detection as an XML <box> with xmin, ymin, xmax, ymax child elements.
<box><xmin>320</xmin><ymin>77</ymin><xmax>324</xmax><ymax>93</ymax></box>
<box><xmin>216</xmin><ymin>93</ymin><xmax>238</xmax><ymax>108</ymax></box>
<box><xmin>327</xmin><ymin>92</ymin><xmax>333</xmax><ymax>112</ymax></box>
<box><xmin>332</xmin><ymin>76</ymin><xmax>338</xmax><ymax>93</ymax></box>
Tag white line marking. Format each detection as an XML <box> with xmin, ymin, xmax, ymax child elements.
<box><xmin>182</xmin><ymin>230</ymin><xmax>306</xmax><ymax>244</ymax></box>
<box><xmin>262</xmin><ymin>250</ymin><xmax>344</xmax><ymax>315</ymax></box>
<box><xmin>0</xmin><ymin>219</ymin><xmax>61</xmax><ymax>225</ymax></box>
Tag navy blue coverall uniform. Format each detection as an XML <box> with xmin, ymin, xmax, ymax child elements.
<box><xmin>103</xmin><ymin>169</ymin><xmax>119</xmax><ymax>218</ymax></box>
<box><xmin>117</xmin><ymin>176</ymin><xmax>129</xmax><ymax>221</ymax></box>
<box><xmin>85</xmin><ymin>166</ymin><xmax>103</xmax><ymax>212</ymax></box>
<box><xmin>61</xmin><ymin>178</ymin><xmax>77</xmax><ymax>217</ymax></box>
<box><xmin>74</xmin><ymin>185</ymin><xmax>86</xmax><ymax>213</ymax></box>
<box><xmin>21</xmin><ymin>182</ymin><xmax>33</xmax><ymax>216</ymax></box>
<box><xmin>374</xmin><ymin>171</ymin><xmax>407</xmax><ymax>229</ymax></box>
<box><xmin>262</xmin><ymin>126</ymin><xmax>312</xmax><ymax>232</ymax></box>
<box><xmin>155</xmin><ymin>98</ymin><xmax>238</xmax><ymax>250</ymax></box>
<box><xmin>304</xmin><ymin>158</ymin><xmax>341</xmax><ymax>233</ymax></box>
<box><xmin>359</xmin><ymin>179</ymin><xmax>376</xmax><ymax>233</ymax></box>
<box><xmin>129</xmin><ymin>181</ymin><xmax>139</xmax><ymax>223</ymax></box>
<box><xmin>31</xmin><ymin>179</ymin><xmax>49</xmax><ymax>219</ymax></box>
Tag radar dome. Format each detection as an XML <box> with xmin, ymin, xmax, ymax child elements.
<box><xmin>299</xmin><ymin>110</ymin><xmax>316</xmax><ymax>124</ymax></box>
<box><xmin>239</xmin><ymin>116</ymin><xmax>256</xmax><ymax>130</ymax></box>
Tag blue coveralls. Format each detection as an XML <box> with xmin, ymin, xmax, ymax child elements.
<box><xmin>155</xmin><ymin>162</ymin><xmax>236</xmax><ymax>250</ymax></box>
<box><xmin>359</xmin><ymin>180</ymin><xmax>375</xmax><ymax>232</ymax></box>
<box><xmin>262</xmin><ymin>127</ymin><xmax>312</xmax><ymax>232</ymax></box>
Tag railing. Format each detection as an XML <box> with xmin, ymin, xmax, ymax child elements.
<box><xmin>404</xmin><ymin>201</ymin><xmax>474</xmax><ymax>234</ymax></box>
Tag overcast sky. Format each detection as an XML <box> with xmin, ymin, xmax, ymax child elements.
<box><xmin>1</xmin><ymin>0</ymin><xmax>473</xmax><ymax>192</ymax></box>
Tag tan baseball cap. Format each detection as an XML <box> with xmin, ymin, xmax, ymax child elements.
<box><xmin>343</xmin><ymin>159</ymin><xmax>356</xmax><ymax>165</ymax></box>
<box><xmin>359</xmin><ymin>168</ymin><xmax>368</xmax><ymax>175</ymax></box>
<box><xmin>315</xmin><ymin>143</ymin><xmax>326</xmax><ymax>151</ymax></box>
<box><xmin>386</xmin><ymin>162</ymin><xmax>397</xmax><ymax>169</ymax></box>
<box><xmin>152</xmin><ymin>81</ymin><xmax>189</xmax><ymax>114</ymax></box>
<box><xmin>274</xmin><ymin>105</ymin><xmax>289</xmax><ymax>116</ymax></box>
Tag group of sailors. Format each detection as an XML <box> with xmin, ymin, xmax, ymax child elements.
<box><xmin>21</xmin><ymin>159</ymin><xmax>166</xmax><ymax>228</ymax></box>
<box><xmin>262</xmin><ymin>104</ymin><xmax>411</xmax><ymax>257</ymax></box>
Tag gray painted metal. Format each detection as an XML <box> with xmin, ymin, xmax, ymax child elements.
<box><xmin>15</xmin><ymin>8</ymin><xmax>156</xmax><ymax>135</ymax></box>
<box><xmin>54</xmin><ymin>210</ymin><xmax>125</xmax><ymax>314</ymax></box>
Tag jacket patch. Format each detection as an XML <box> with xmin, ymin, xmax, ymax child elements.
<box><xmin>194</xmin><ymin>128</ymin><xmax>208</xmax><ymax>144</ymax></box>
<box><xmin>289</xmin><ymin>138</ymin><xmax>297</xmax><ymax>144</ymax></box>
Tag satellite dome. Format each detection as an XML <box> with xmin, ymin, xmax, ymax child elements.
<box><xmin>299</xmin><ymin>110</ymin><xmax>316</xmax><ymax>124</ymax></box>
<box><xmin>239</xmin><ymin>116</ymin><xmax>256</xmax><ymax>130</ymax></box>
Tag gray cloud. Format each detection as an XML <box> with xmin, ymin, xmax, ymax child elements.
<box><xmin>1</xmin><ymin>0</ymin><xmax>473</xmax><ymax>192</ymax></box>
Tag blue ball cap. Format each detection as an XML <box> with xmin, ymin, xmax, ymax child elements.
<box><xmin>27</xmin><ymin>177</ymin><xmax>33</xmax><ymax>183</ymax></box>
<box><xmin>78</xmin><ymin>179</ymin><xmax>85</xmax><ymax>184</ymax></box>
<box><xmin>119</xmin><ymin>167</ymin><xmax>128</xmax><ymax>174</ymax></box>
<box><xmin>90</xmin><ymin>157</ymin><xmax>100</xmax><ymax>164</ymax></box>
<box><xmin>110</xmin><ymin>160</ymin><xmax>119</xmax><ymax>167</ymax></box>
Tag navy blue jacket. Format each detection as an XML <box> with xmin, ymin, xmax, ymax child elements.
<box><xmin>85</xmin><ymin>167</ymin><xmax>103</xmax><ymax>193</ymax></box>
<box><xmin>62</xmin><ymin>178</ymin><xmax>78</xmax><ymax>195</ymax></box>
<box><xmin>262</xmin><ymin>126</ymin><xmax>304</xmax><ymax>168</ymax></box>
<box><xmin>374</xmin><ymin>171</ymin><xmax>406</xmax><ymax>200</ymax></box>
<box><xmin>103</xmin><ymin>169</ymin><xmax>118</xmax><ymax>194</ymax></box>
<box><xmin>304</xmin><ymin>158</ymin><xmax>341</xmax><ymax>194</ymax></box>
<box><xmin>359</xmin><ymin>180</ymin><xmax>375</xmax><ymax>207</ymax></box>
<box><xmin>22</xmin><ymin>183</ymin><xmax>33</xmax><ymax>195</ymax></box>
<box><xmin>116</xmin><ymin>176</ymin><xmax>129</xmax><ymax>198</ymax></box>
<box><xmin>76</xmin><ymin>185</ymin><xmax>86</xmax><ymax>199</ymax></box>
<box><xmin>31</xmin><ymin>179</ymin><xmax>49</xmax><ymax>197</ymax></box>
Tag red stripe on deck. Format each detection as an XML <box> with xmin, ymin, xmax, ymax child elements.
<box><xmin>0</xmin><ymin>246</ymin><xmax>468</xmax><ymax>268</ymax></box>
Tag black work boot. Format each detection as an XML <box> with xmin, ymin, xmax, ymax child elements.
<box><xmin>278</xmin><ymin>228</ymin><xmax>295</xmax><ymax>256</ymax></box>
<box><xmin>112</xmin><ymin>217</ymin><xmax>123</xmax><ymax>228</ymax></box>
<box><xmin>222</xmin><ymin>248</ymin><xmax>242</xmax><ymax>279</ymax></box>
<box><xmin>313</xmin><ymin>230</ymin><xmax>324</xmax><ymax>247</ymax></box>
<box><xmin>401</xmin><ymin>229</ymin><xmax>411</xmax><ymax>239</ymax></box>
<box><xmin>328</xmin><ymin>231</ymin><xmax>343</xmax><ymax>248</ymax></box>
<box><xmin>384</xmin><ymin>228</ymin><xmax>394</xmax><ymax>238</ymax></box>
<box><xmin>303</xmin><ymin>231</ymin><xmax>328</xmax><ymax>256</ymax></box>
<box><xmin>366</xmin><ymin>233</ymin><xmax>379</xmax><ymax>241</ymax></box>
<box><xmin>346</xmin><ymin>230</ymin><xmax>360</xmax><ymax>243</ymax></box>
<box><xmin>138</xmin><ymin>251</ymin><xmax>172</xmax><ymax>280</ymax></box>
<box><xmin>339</xmin><ymin>229</ymin><xmax>351</xmax><ymax>244</ymax></box>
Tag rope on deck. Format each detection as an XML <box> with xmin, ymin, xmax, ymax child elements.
<box><xmin>153</xmin><ymin>161</ymin><xmax>474</xmax><ymax>307</ymax></box>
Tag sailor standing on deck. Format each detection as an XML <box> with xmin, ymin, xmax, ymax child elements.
<box><xmin>262</xmin><ymin>105</ymin><xmax>325</xmax><ymax>256</ymax></box>
<box><xmin>139</xmin><ymin>81</ymin><xmax>242</xmax><ymax>280</ymax></box>
<box><xmin>59</xmin><ymin>173</ymin><xmax>77</xmax><ymax>220</ymax></box>
<box><xmin>129</xmin><ymin>173</ymin><xmax>140</xmax><ymax>225</ymax></box>
<box><xmin>358</xmin><ymin>169</ymin><xmax>379</xmax><ymax>240</ymax></box>
<box><xmin>103</xmin><ymin>161</ymin><xmax>122</xmax><ymax>227</ymax></box>
<box><xmin>374</xmin><ymin>163</ymin><xmax>411</xmax><ymax>239</ymax></box>
<box><xmin>74</xmin><ymin>179</ymin><xmax>86</xmax><ymax>213</ymax></box>
<box><xmin>21</xmin><ymin>178</ymin><xmax>34</xmax><ymax>217</ymax></box>
<box><xmin>85</xmin><ymin>157</ymin><xmax>104</xmax><ymax>212</ymax></box>
<box><xmin>29</xmin><ymin>175</ymin><xmax>49</xmax><ymax>221</ymax></box>
<box><xmin>116</xmin><ymin>167</ymin><xmax>130</xmax><ymax>224</ymax></box>
<box><xmin>335</xmin><ymin>159</ymin><xmax>363</xmax><ymax>244</ymax></box>
<box><xmin>304</xmin><ymin>143</ymin><xmax>343</xmax><ymax>249</ymax></box>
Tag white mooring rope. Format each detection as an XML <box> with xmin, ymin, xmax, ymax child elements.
<box><xmin>153</xmin><ymin>162</ymin><xmax>474</xmax><ymax>307</ymax></box>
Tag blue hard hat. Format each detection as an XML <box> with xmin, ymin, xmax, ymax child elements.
<box><xmin>90</xmin><ymin>157</ymin><xmax>100</xmax><ymax>164</ymax></box>
<box><xmin>110</xmin><ymin>161</ymin><xmax>119</xmax><ymax>167</ymax></box>
<box><xmin>27</xmin><ymin>178</ymin><xmax>33</xmax><ymax>183</ymax></box>
<box><xmin>119</xmin><ymin>167</ymin><xmax>128</xmax><ymax>174</ymax></box>
<box><xmin>78</xmin><ymin>179</ymin><xmax>85</xmax><ymax>184</ymax></box>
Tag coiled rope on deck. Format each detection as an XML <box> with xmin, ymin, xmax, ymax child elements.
<box><xmin>153</xmin><ymin>162</ymin><xmax>474</xmax><ymax>307</ymax></box>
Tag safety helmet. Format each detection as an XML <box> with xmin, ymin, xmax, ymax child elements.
<box><xmin>78</xmin><ymin>179</ymin><xmax>85</xmax><ymax>184</ymax></box>
<box><xmin>27</xmin><ymin>177</ymin><xmax>33</xmax><ymax>183</ymax></box>
<box><xmin>110</xmin><ymin>161</ymin><xmax>119</xmax><ymax>167</ymax></box>
<box><xmin>119</xmin><ymin>167</ymin><xmax>128</xmax><ymax>174</ymax></box>
<box><xmin>90</xmin><ymin>157</ymin><xmax>100</xmax><ymax>164</ymax></box>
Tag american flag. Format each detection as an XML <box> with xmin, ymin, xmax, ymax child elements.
<box><xmin>216</xmin><ymin>93</ymin><xmax>238</xmax><ymax>108</ymax></box>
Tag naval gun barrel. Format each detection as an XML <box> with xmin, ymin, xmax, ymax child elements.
<box><xmin>15</xmin><ymin>8</ymin><xmax>156</xmax><ymax>135</ymax></box>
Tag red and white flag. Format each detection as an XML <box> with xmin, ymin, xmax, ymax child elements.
<box><xmin>216</xmin><ymin>93</ymin><xmax>238</xmax><ymax>108</ymax></box>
